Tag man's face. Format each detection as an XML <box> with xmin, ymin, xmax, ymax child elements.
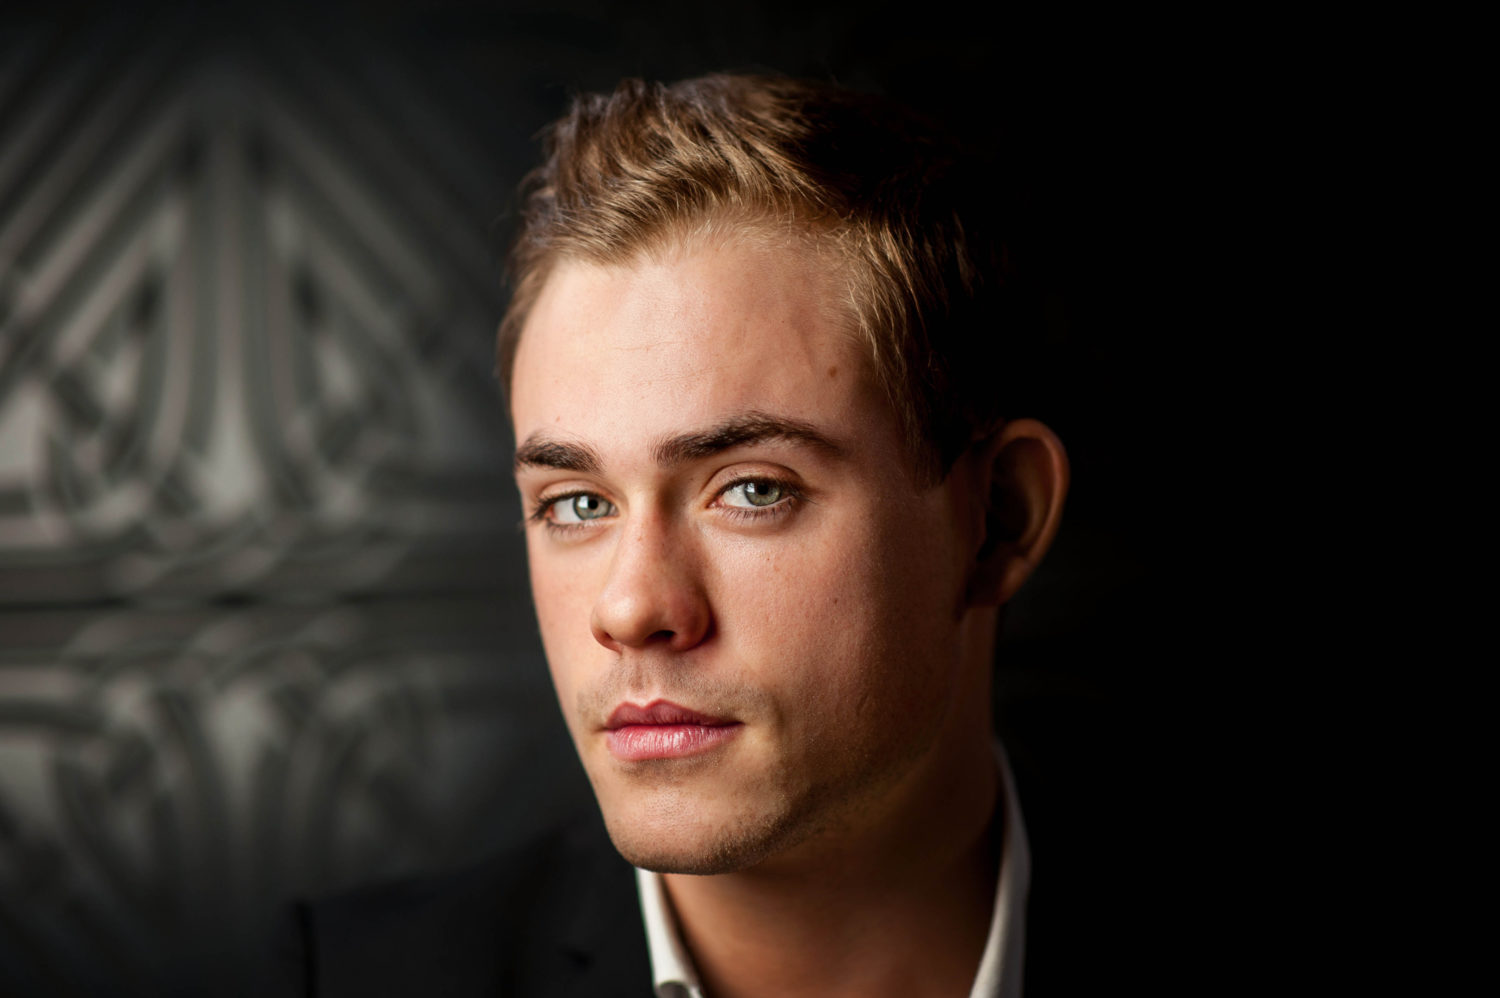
<box><xmin>510</xmin><ymin>236</ymin><xmax>981</xmax><ymax>874</ymax></box>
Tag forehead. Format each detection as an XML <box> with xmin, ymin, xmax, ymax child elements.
<box><xmin>509</xmin><ymin>238</ymin><xmax>888</xmax><ymax>449</ymax></box>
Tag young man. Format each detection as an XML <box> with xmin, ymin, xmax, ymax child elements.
<box><xmin>290</xmin><ymin>74</ymin><xmax>1068</xmax><ymax>997</ymax></box>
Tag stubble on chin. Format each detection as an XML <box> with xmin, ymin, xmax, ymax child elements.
<box><xmin>594</xmin><ymin>742</ymin><xmax>893</xmax><ymax>876</ymax></box>
<box><xmin>600</xmin><ymin>778</ymin><xmax>813</xmax><ymax>875</ymax></box>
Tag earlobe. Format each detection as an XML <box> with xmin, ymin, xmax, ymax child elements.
<box><xmin>965</xmin><ymin>419</ymin><xmax>1070</xmax><ymax>607</ymax></box>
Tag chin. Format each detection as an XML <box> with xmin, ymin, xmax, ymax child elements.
<box><xmin>613</xmin><ymin>837</ymin><xmax>761</xmax><ymax>876</ymax></box>
<box><xmin>597</xmin><ymin>787</ymin><xmax>810</xmax><ymax>876</ymax></box>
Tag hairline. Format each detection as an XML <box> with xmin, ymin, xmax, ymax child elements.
<box><xmin>501</xmin><ymin>212</ymin><xmax>855</xmax><ymax>371</ymax></box>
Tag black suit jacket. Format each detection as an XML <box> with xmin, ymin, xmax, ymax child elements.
<box><xmin>279</xmin><ymin>812</ymin><xmax>652</xmax><ymax>997</ymax></box>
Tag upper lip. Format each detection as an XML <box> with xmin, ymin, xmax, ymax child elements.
<box><xmin>605</xmin><ymin>700</ymin><xmax>735</xmax><ymax>729</ymax></box>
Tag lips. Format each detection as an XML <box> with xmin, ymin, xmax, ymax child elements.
<box><xmin>603</xmin><ymin>699</ymin><xmax>742</xmax><ymax>761</ymax></box>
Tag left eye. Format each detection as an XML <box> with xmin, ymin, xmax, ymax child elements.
<box><xmin>721</xmin><ymin>480</ymin><xmax>786</xmax><ymax>509</ymax></box>
<box><xmin>548</xmin><ymin>493</ymin><xmax>616</xmax><ymax>524</ymax></box>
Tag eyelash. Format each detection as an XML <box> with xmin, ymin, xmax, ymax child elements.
<box><xmin>528</xmin><ymin>477</ymin><xmax>804</xmax><ymax>535</ymax></box>
<box><xmin>526</xmin><ymin>490</ymin><xmax>610</xmax><ymax>534</ymax></box>
<box><xmin>716</xmin><ymin>477</ymin><xmax>804</xmax><ymax>522</ymax></box>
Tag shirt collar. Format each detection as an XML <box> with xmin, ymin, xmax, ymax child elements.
<box><xmin>635</xmin><ymin>741</ymin><xmax>1031</xmax><ymax>998</ymax></box>
<box><xmin>637</xmin><ymin>860</ymin><xmax>702</xmax><ymax>998</ymax></box>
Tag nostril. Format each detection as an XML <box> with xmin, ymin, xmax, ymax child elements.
<box><xmin>648</xmin><ymin>629</ymin><xmax>675</xmax><ymax>643</ymax></box>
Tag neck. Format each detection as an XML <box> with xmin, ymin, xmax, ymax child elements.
<box><xmin>663</xmin><ymin>614</ymin><xmax>1002</xmax><ymax>998</ymax></box>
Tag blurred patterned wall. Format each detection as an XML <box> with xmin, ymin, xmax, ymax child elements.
<box><xmin>0</xmin><ymin>7</ymin><xmax>594</xmax><ymax>993</ymax></box>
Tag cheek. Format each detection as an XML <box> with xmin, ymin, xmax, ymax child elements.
<box><xmin>718</xmin><ymin>519</ymin><xmax>937</xmax><ymax>724</ymax></box>
<box><xmin>754</xmin><ymin>509</ymin><xmax>965</xmax><ymax>745</ymax></box>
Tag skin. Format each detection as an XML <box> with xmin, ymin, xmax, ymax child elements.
<box><xmin>510</xmin><ymin>233</ymin><xmax>1068</xmax><ymax>997</ymax></box>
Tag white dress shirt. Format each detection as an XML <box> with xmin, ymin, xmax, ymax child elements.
<box><xmin>636</xmin><ymin>743</ymin><xmax>1030</xmax><ymax>998</ymax></box>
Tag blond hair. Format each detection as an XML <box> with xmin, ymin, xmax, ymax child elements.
<box><xmin>499</xmin><ymin>73</ymin><xmax>1021</xmax><ymax>478</ymax></box>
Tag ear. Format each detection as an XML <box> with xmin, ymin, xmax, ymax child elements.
<box><xmin>964</xmin><ymin>418</ymin><xmax>1070</xmax><ymax>607</ymax></box>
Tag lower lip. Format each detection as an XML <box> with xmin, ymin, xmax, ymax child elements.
<box><xmin>605</xmin><ymin>723</ymin><xmax>742</xmax><ymax>761</ymax></box>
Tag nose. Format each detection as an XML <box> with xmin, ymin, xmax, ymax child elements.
<box><xmin>590</xmin><ymin>511</ymin><xmax>712</xmax><ymax>653</ymax></box>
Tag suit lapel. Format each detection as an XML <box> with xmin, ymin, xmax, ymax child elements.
<box><xmin>551</xmin><ymin>812</ymin><xmax>655</xmax><ymax>998</ymax></box>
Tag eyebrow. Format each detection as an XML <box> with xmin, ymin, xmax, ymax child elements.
<box><xmin>513</xmin><ymin>412</ymin><xmax>842</xmax><ymax>475</ymax></box>
<box><xmin>651</xmin><ymin>412</ymin><xmax>844</xmax><ymax>466</ymax></box>
<box><xmin>513</xmin><ymin>438</ymin><xmax>603</xmax><ymax>474</ymax></box>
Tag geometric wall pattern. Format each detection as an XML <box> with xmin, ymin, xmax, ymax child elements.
<box><xmin>0</xmin><ymin>12</ymin><xmax>582</xmax><ymax>993</ymax></box>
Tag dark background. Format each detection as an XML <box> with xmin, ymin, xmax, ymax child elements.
<box><xmin>0</xmin><ymin>1</ymin><xmax>1223</xmax><ymax>992</ymax></box>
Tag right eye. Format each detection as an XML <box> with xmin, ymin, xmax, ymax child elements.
<box><xmin>545</xmin><ymin>493</ymin><xmax>617</xmax><ymax>525</ymax></box>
